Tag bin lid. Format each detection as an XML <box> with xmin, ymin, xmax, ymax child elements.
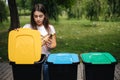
<box><xmin>8</xmin><ymin>28</ymin><xmax>42</xmax><ymax>64</ymax></box>
<box><xmin>47</xmin><ymin>53</ymin><xmax>79</xmax><ymax>64</ymax></box>
<box><xmin>80</xmin><ymin>52</ymin><xmax>116</xmax><ymax>64</ymax></box>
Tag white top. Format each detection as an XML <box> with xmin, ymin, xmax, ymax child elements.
<box><xmin>23</xmin><ymin>24</ymin><xmax>56</xmax><ymax>56</ymax></box>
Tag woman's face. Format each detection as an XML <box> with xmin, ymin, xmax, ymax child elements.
<box><xmin>33</xmin><ymin>11</ymin><xmax>45</xmax><ymax>26</ymax></box>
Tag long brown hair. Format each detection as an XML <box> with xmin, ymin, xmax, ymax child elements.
<box><xmin>31</xmin><ymin>4</ymin><xmax>49</xmax><ymax>31</ymax></box>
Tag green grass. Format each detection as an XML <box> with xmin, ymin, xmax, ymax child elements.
<box><xmin>51</xmin><ymin>18</ymin><xmax>120</xmax><ymax>62</ymax></box>
<box><xmin>0</xmin><ymin>16</ymin><xmax>120</xmax><ymax>62</ymax></box>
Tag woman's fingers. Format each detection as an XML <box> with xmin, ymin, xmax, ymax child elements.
<box><xmin>45</xmin><ymin>39</ymin><xmax>52</xmax><ymax>48</ymax></box>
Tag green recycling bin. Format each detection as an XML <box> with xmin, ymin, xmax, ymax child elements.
<box><xmin>80</xmin><ymin>52</ymin><xmax>117</xmax><ymax>80</ymax></box>
<box><xmin>47</xmin><ymin>53</ymin><xmax>80</xmax><ymax>80</ymax></box>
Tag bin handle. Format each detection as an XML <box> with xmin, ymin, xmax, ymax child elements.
<box><xmin>34</xmin><ymin>55</ymin><xmax>47</xmax><ymax>64</ymax></box>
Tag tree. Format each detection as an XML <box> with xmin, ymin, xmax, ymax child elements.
<box><xmin>107</xmin><ymin>0</ymin><xmax>120</xmax><ymax>19</ymax></box>
<box><xmin>84</xmin><ymin>0</ymin><xmax>101</xmax><ymax>20</ymax></box>
<box><xmin>16</xmin><ymin>0</ymin><xmax>30</xmax><ymax>15</ymax></box>
<box><xmin>0</xmin><ymin>0</ymin><xmax>8</xmax><ymax>23</ymax></box>
<box><xmin>8</xmin><ymin>0</ymin><xmax>20</xmax><ymax>31</ymax></box>
<box><xmin>67</xmin><ymin>0</ymin><xmax>82</xmax><ymax>19</ymax></box>
<box><xmin>100</xmin><ymin>0</ymin><xmax>120</xmax><ymax>21</ymax></box>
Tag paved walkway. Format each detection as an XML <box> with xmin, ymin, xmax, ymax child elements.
<box><xmin>0</xmin><ymin>62</ymin><xmax>13</xmax><ymax>80</ymax></box>
<box><xmin>0</xmin><ymin>62</ymin><xmax>120</xmax><ymax>80</ymax></box>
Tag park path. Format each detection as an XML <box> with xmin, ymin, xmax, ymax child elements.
<box><xmin>0</xmin><ymin>62</ymin><xmax>120</xmax><ymax>80</ymax></box>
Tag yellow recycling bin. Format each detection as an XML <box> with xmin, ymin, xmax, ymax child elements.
<box><xmin>8</xmin><ymin>28</ymin><xmax>45</xmax><ymax>80</ymax></box>
<box><xmin>8</xmin><ymin>28</ymin><xmax>42</xmax><ymax>64</ymax></box>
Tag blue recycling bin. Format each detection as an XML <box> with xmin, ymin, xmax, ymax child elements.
<box><xmin>47</xmin><ymin>53</ymin><xmax>80</xmax><ymax>80</ymax></box>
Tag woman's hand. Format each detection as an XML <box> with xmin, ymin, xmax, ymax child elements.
<box><xmin>42</xmin><ymin>35</ymin><xmax>51</xmax><ymax>47</ymax></box>
<box><xmin>42</xmin><ymin>34</ymin><xmax>56</xmax><ymax>49</ymax></box>
<box><xmin>45</xmin><ymin>38</ymin><xmax>52</xmax><ymax>48</ymax></box>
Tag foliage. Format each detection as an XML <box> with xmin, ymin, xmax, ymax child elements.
<box><xmin>99</xmin><ymin>0</ymin><xmax>120</xmax><ymax>21</ymax></box>
<box><xmin>0</xmin><ymin>0</ymin><xmax>8</xmax><ymax>23</ymax></box>
<box><xmin>84</xmin><ymin>0</ymin><xmax>100</xmax><ymax>20</ymax></box>
<box><xmin>16</xmin><ymin>0</ymin><xmax>31</xmax><ymax>15</ymax></box>
<box><xmin>34</xmin><ymin>0</ymin><xmax>77</xmax><ymax>20</ymax></box>
<box><xmin>67</xmin><ymin>0</ymin><xmax>120</xmax><ymax>21</ymax></box>
<box><xmin>106</xmin><ymin>0</ymin><xmax>120</xmax><ymax>19</ymax></box>
<box><xmin>16</xmin><ymin>0</ymin><xmax>77</xmax><ymax>21</ymax></box>
<box><xmin>67</xmin><ymin>0</ymin><xmax>82</xmax><ymax>19</ymax></box>
<box><xmin>8</xmin><ymin>0</ymin><xmax>120</xmax><ymax>21</ymax></box>
<box><xmin>39</xmin><ymin>0</ymin><xmax>59</xmax><ymax>21</ymax></box>
<box><xmin>56</xmin><ymin>0</ymin><xmax>76</xmax><ymax>8</ymax></box>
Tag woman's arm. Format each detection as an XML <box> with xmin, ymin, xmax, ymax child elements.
<box><xmin>49</xmin><ymin>34</ymin><xmax>57</xmax><ymax>49</ymax></box>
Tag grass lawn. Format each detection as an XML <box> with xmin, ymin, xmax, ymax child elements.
<box><xmin>0</xmin><ymin>16</ymin><xmax>120</xmax><ymax>62</ymax></box>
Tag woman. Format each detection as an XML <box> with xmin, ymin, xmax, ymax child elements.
<box><xmin>23</xmin><ymin>3</ymin><xmax>57</xmax><ymax>80</ymax></box>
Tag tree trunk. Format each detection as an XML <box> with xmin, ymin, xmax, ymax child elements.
<box><xmin>8</xmin><ymin>0</ymin><xmax>20</xmax><ymax>31</ymax></box>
